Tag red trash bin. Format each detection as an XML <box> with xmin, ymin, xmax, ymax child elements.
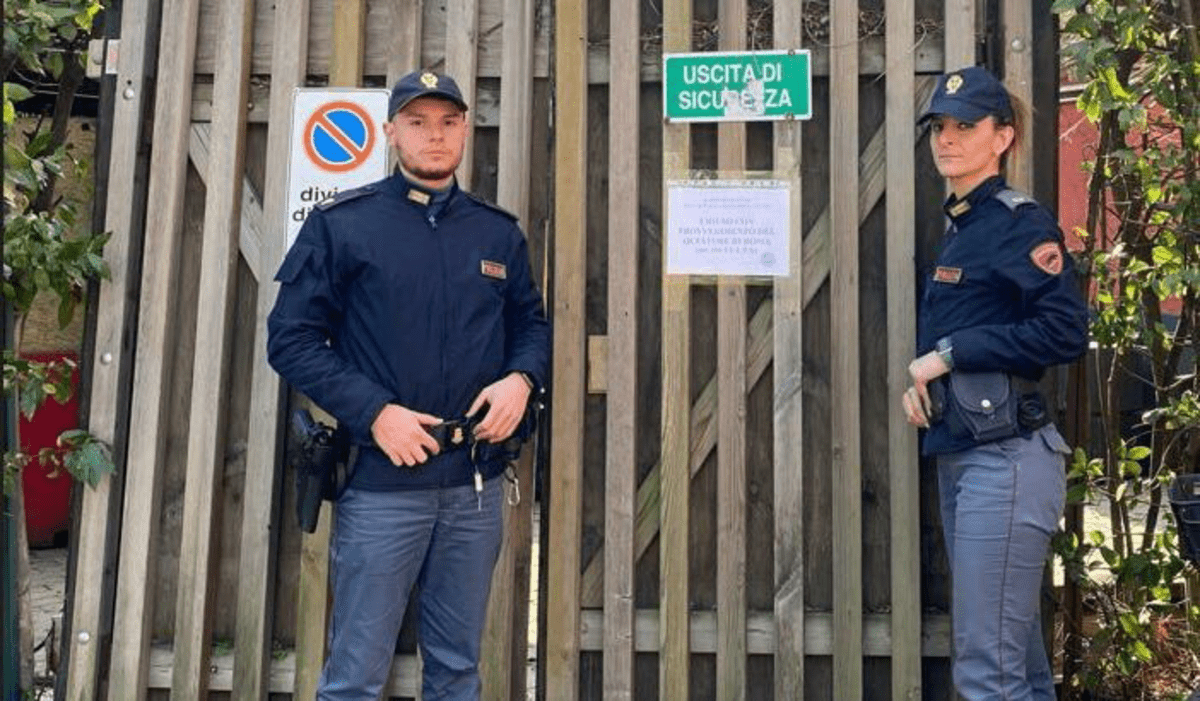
<box><xmin>18</xmin><ymin>351</ymin><xmax>79</xmax><ymax>548</ymax></box>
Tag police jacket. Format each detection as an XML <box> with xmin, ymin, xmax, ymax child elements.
<box><xmin>918</xmin><ymin>175</ymin><xmax>1088</xmax><ymax>456</ymax></box>
<box><xmin>267</xmin><ymin>173</ymin><xmax>551</xmax><ymax>490</ymax></box>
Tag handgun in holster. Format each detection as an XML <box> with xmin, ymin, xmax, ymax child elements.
<box><xmin>291</xmin><ymin>409</ymin><xmax>351</xmax><ymax>533</ymax></box>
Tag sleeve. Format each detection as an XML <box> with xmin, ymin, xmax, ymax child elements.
<box><xmin>948</xmin><ymin>208</ymin><xmax>1090</xmax><ymax>378</ymax></box>
<box><xmin>500</xmin><ymin>224</ymin><xmax>552</xmax><ymax>392</ymax></box>
<box><xmin>266</xmin><ymin>213</ymin><xmax>395</xmax><ymax>443</ymax></box>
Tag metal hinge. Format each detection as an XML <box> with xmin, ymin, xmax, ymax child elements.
<box><xmin>85</xmin><ymin>39</ymin><xmax>120</xmax><ymax>79</ymax></box>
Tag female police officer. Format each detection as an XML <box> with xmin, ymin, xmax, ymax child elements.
<box><xmin>901</xmin><ymin>66</ymin><xmax>1089</xmax><ymax>700</ymax></box>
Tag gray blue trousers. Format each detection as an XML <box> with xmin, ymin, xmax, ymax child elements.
<box><xmin>938</xmin><ymin>424</ymin><xmax>1070</xmax><ymax>701</ymax></box>
<box><xmin>316</xmin><ymin>477</ymin><xmax>505</xmax><ymax>701</ymax></box>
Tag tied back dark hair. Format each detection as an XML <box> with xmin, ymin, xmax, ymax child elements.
<box><xmin>997</xmin><ymin>90</ymin><xmax>1027</xmax><ymax>173</ymax></box>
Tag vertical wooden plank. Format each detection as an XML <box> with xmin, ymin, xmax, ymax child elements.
<box><xmin>444</xmin><ymin>0</ymin><xmax>480</xmax><ymax>188</ymax></box>
<box><xmin>480</xmin><ymin>0</ymin><xmax>536</xmax><ymax>696</ymax></box>
<box><xmin>886</xmin><ymin>0</ymin><xmax>922</xmax><ymax>694</ymax></box>
<box><xmin>944</xmin><ymin>0</ymin><xmax>977</xmax><ymax>69</ymax></box>
<box><xmin>63</xmin><ymin>0</ymin><xmax>156</xmax><ymax>697</ymax></box>
<box><xmin>232</xmin><ymin>0</ymin><xmax>309</xmax><ymax>696</ymax></box>
<box><xmin>496</xmin><ymin>0</ymin><xmax>535</xmax><ymax>224</ymax></box>
<box><xmin>330</xmin><ymin>0</ymin><xmax>366</xmax><ymax>86</ymax></box>
<box><xmin>544</xmin><ymin>0</ymin><xmax>587</xmax><ymax>695</ymax></box>
<box><xmin>386</xmin><ymin>0</ymin><xmax>423</xmax><ymax>85</ymax></box>
<box><xmin>772</xmin><ymin>0</ymin><xmax>805</xmax><ymax>696</ymax></box>
<box><xmin>830</xmin><ymin>0</ymin><xmax>863</xmax><ymax>695</ymax></box>
<box><xmin>602</xmin><ymin>0</ymin><xmax>640</xmax><ymax>695</ymax></box>
<box><xmin>661</xmin><ymin>0</ymin><xmax>691</xmax><ymax>697</ymax></box>
<box><xmin>171</xmin><ymin>0</ymin><xmax>255</xmax><ymax>694</ymax></box>
<box><xmin>716</xmin><ymin>0</ymin><xmax>747</xmax><ymax>698</ymax></box>
<box><xmin>293</xmin><ymin>5</ymin><xmax>367</xmax><ymax>698</ymax></box>
<box><xmin>1003</xmin><ymin>0</ymin><xmax>1034</xmax><ymax>192</ymax></box>
<box><xmin>106</xmin><ymin>0</ymin><xmax>202</xmax><ymax>696</ymax></box>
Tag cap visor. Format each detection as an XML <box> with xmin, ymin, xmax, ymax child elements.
<box><xmin>917</xmin><ymin>99</ymin><xmax>991</xmax><ymax>125</ymax></box>
<box><xmin>390</xmin><ymin>91</ymin><xmax>469</xmax><ymax>118</ymax></box>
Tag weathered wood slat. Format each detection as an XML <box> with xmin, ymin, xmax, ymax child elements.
<box><xmin>886</xmin><ymin>0</ymin><xmax>923</xmax><ymax>695</ymax></box>
<box><xmin>773</xmin><ymin>0</ymin><xmax>805</xmax><ymax>695</ymax></box>
<box><xmin>107</xmin><ymin>0</ymin><xmax>202</xmax><ymax>697</ymax></box>
<box><xmin>496</xmin><ymin>0</ymin><xmax>535</xmax><ymax>220</ymax></box>
<box><xmin>231</xmin><ymin>0</ymin><xmax>310</xmax><ymax>697</ymax></box>
<box><xmin>171</xmin><ymin>0</ymin><xmax>256</xmax><ymax>693</ymax></box>
<box><xmin>661</xmin><ymin>0</ymin><xmax>691</xmax><ymax>696</ymax></box>
<box><xmin>445</xmin><ymin>0</ymin><xmax>480</xmax><ymax>188</ymax></box>
<box><xmin>295</xmin><ymin>502</ymin><xmax>332</xmax><ymax>698</ymax></box>
<box><xmin>945</xmin><ymin>0</ymin><xmax>977</xmax><ymax>69</ymax></box>
<box><xmin>148</xmin><ymin>646</ymin><xmax>420</xmax><ymax>694</ymax></box>
<box><xmin>292</xmin><ymin>4</ymin><xmax>366</xmax><ymax>696</ymax></box>
<box><xmin>543</xmin><ymin>0</ymin><xmax>588</xmax><ymax>695</ymax></box>
<box><xmin>602</xmin><ymin>0</ymin><xmax>640</xmax><ymax>695</ymax></box>
<box><xmin>330</xmin><ymin>0</ymin><xmax>366</xmax><ymax>86</ymax></box>
<box><xmin>715</xmin><ymin>3</ymin><xmax>749</xmax><ymax>699</ymax></box>
<box><xmin>386</xmin><ymin>0</ymin><xmax>422</xmax><ymax>85</ymax></box>
<box><xmin>188</xmin><ymin>125</ymin><xmax>264</xmax><ymax>280</ymax></box>
<box><xmin>63</xmin><ymin>0</ymin><xmax>158</xmax><ymax>698</ymax></box>
<box><xmin>480</xmin><ymin>0</ymin><xmax>536</xmax><ymax>697</ymax></box>
<box><xmin>830</xmin><ymin>0</ymin><xmax>864</xmax><ymax>694</ymax></box>
<box><xmin>576</xmin><ymin>611</ymin><xmax>953</xmax><ymax>657</ymax></box>
<box><xmin>1004</xmin><ymin>0</ymin><xmax>1034</xmax><ymax>192</ymax></box>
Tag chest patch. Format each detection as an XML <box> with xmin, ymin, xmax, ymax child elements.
<box><xmin>1029</xmin><ymin>241</ymin><xmax>1064</xmax><ymax>275</ymax></box>
<box><xmin>934</xmin><ymin>266</ymin><xmax>963</xmax><ymax>284</ymax></box>
<box><xmin>481</xmin><ymin>260</ymin><xmax>507</xmax><ymax>280</ymax></box>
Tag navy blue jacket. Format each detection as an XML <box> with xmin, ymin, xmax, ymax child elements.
<box><xmin>268</xmin><ymin>173</ymin><xmax>551</xmax><ymax>490</ymax></box>
<box><xmin>918</xmin><ymin>176</ymin><xmax>1088</xmax><ymax>455</ymax></box>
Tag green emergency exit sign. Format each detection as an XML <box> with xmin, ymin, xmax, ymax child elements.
<box><xmin>663</xmin><ymin>50</ymin><xmax>812</xmax><ymax>123</ymax></box>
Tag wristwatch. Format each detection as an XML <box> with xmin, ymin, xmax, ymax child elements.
<box><xmin>515</xmin><ymin>371</ymin><xmax>536</xmax><ymax>391</ymax></box>
<box><xmin>935</xmin><ymin>337</ymin><xmax>955</xmax><ymax>371</ymax></box>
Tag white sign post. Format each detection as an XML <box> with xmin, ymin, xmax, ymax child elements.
<box><xmin>285</xmin><ymin>88</ymin><xmax>391</xmax><ymax>248</ymax></box>
<box><xmin>666</xmin><ymin>179</ymin><xmax>792</xmax><ymax>276</ymax></box>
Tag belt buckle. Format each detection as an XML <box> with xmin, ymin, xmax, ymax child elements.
<box><xmin>428</xmin><ymin>418</ymin><xmax>471</xmax><ymax>451</ymax></box>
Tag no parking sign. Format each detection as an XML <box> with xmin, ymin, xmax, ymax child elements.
<box><xmin>286</xmin><ymin>88</ymin><xmax>390</xmax><ymax>248</ymax></box>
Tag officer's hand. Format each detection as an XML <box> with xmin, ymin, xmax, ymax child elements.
<box><xmin>467</xmin><ymin>373</ymin><xmax>531</xmax><ymax>443</ymax></box>
<box><xmin>904</xmin><ymin>351</ymin><xmax>950</xmax><ymax>428</ymax></box>
<box><xmin>371</xmin><ymin>404</ymin><xmax>443</xmax><ymax>467</ymax></box>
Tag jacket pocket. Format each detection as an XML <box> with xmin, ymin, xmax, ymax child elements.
<box><xmin>946</xmin><ymin>371</ymin><xmax>1019</xmax><ymax>443</ymax></box>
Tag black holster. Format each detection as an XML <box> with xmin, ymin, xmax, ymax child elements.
<box><xmin>291</xmin><ymin>409</ymin><xmax>351</xmax><ymax>533</ymax></box>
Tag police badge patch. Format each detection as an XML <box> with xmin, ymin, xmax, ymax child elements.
<box><xmin>1029</xmin><ymin>241</ymin><xmax>1064</xmax><ymax>275</ymax></box>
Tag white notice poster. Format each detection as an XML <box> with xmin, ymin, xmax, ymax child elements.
<box><xmin>666</xmin><ymin>180</ymin><xmax>791</xmax><ymax>276</ymax></box>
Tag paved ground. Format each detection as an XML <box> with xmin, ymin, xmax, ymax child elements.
<box><xmin>28</xmin><ymin>546</ymin><xmax>66</xmax><ymax>685</ymax></box>
<box><xmin>25</xmin><ymin>522</ymin><xmax>543</xmax><ymax>698</ymax></box>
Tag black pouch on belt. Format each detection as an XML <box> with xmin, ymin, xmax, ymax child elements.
<box><xmin>942</xmin><ymin>371</ymin><xmax>1020</xmax><ymax>443</ymax></box>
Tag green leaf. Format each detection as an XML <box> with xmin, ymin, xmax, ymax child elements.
<box><xmin>62</xmin><ymin>438</ymin><xmax>114</xmax><ymax>488</ymax></box>
<box><xmin>1126</xmin><ymin>445</ymin><xmax>1152</xmax><ymax>461</ymax></box>
<box><xmin>4</xmin><ymin>83</ymin><xmax>34</xmax><ymax>103</ymax></box>
<box><xmin>1130</xmin><ymin>639</ymin><xmax>1152</xmax><ymax>662</ymax></box>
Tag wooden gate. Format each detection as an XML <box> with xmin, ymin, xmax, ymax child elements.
<box><xmin>57</xmin><ymin>0</ymin><xmax>1054</xmax><ymax>697</ymax></box>
<box><xmin>541</xmin><ymin>0</ymin><xmax>1050</xmax><ymax>698</ymax></box>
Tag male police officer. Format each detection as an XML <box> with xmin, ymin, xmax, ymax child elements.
<box><xmin>268</xmin><ymin>70</ymin><xmax>550</xmax><ymax>700</ymax></box>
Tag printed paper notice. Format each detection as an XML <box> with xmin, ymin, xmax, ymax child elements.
<box><xmin>666</xmin><ymin>180</ymin><xmax>790</xmax><ymax>276</ymax></box>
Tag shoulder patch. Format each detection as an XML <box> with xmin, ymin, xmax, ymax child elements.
<box><xmin>1029</xmin><ymin>241</ymin><xmax>1065</xmax><ymax>275</ymax></box>
<box><xmin>315</xmin><ymin>185</ymin><xmax>379</xmax><ymax>211</ymax></box>
<box><xmin>464</xmin><ymin>192</ymin><xmax>519</xmax><ymax>222</ymax></box>
<box><xmin>995</xmin><ymin>188</ymin><xmax>1035</xmax><ymax>211</ymax></box>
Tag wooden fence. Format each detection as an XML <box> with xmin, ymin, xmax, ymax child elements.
<box><xmin>57</xmin><ymin>0</ymin><xmax>1055</xmax><ymax>698</ymax></box>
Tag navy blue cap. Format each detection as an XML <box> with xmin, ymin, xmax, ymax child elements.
<box><xmin>388</xmin><ymin>70</ymin><xmax>468</xmax><ymax>118</ymax></box>
<box><xmin>918</xmin><ymin>66</ymin><xmax>1013</xmax><ymax>124</ymax></box>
